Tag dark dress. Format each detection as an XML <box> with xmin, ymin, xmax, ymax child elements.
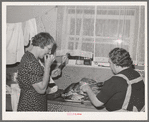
<box><xmin>96</xmin><ymin>67</ymin><xmax>144</xmax><ymax>111</ymax></box>
<box><xmin>17</xmin><ymin>51</ymin><xmax>47</xmax><ymax>111</ymax></box>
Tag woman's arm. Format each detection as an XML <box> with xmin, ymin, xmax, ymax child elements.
<box><xmin>32</xmin><ymin>67</ymin><xmax>50</xmax><ymax>94</ymax></box>
<box><xmin>86</xmin><ymin>88</ymin><xmax>104</xmax><ymax>107</ymax></box>
<box><xmin>51</xmin><ymin>54</ymin><xmax>69</xmax><ymax>78</ymax></box>
<box><xmin>32</xmin><ymin>55</ymin><xmax>55</xmax><ymax>94</ymax></box>
<box><xmin>81</xmin><ymin>84</ymin><xmax>104</xmax><ymax>107</ymax></box>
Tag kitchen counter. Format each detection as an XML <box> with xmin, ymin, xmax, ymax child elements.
<box><xmin>47</xmin><ymin>99</ymin><xmax>107</xmax><ymax>112</ymax></box>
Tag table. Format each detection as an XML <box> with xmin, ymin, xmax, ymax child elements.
<box><xmin>47</xmin><ymin>99</ymin><xmax>107</xmax><ymax>112</ymax></box>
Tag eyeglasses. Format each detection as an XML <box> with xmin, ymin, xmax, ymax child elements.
<box><xmin>46</xmin><ymin>46</ymin><xmax>52</xmax><ymax>51</ymax></box>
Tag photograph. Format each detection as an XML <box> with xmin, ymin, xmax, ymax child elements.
<box><xmin>2</xmin><ymin>1</ymin><xmax>148</xmax><ymax>121</ymax></box>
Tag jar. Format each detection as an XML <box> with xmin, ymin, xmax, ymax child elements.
<box><xmin>11</xmin><ymin>71</ymin><xmax>18</xmax><ymax>83</ymax></box>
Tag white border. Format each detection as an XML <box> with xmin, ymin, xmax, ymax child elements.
<box><xmin>2</xmin><ymin>2</ymin><xmax>148</xmax><ymax>120</ymax></box>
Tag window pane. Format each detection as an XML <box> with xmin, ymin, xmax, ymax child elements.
<box><xmin>70</xmin><ymin>18</ymin><xmax>75</xmax><ymax>35</ymax></box>
<box><xmin>69</xmin><ymin>18</ymin><xmax>82</xmax><ymax>36</ymax></box>
<box><xmin>103</xmin><ymin>19</ymin><xmax>110</xmax><ymax>37</ymax></box>
<box><xmin>69</xmin><ymin>37</ymin><xmax>75</xmax><ymax>41</ymax></box>
<box><xmin>76</xmin><ymin>9</ymin><xmax>83</xmax><ymax>14</ymax></box>
<box><xmin>84</xmin><ymin>9</ymin><xmax>95</xmax><ymax>15</ymax></box>
<box><xmin>109</xmin><ymin>20</ymin><xmax>119</xmax><ymax>37</ymax></box>
<box><xmin>126</xmin><ymin>10</ymin><xmax>135</xmax><ymax>16</ymax></box>
<box><xmin>69</xmin><ymin>36</ymin><xmax>80</xmax><ymax>41</ymax></box>
<box><xmin>95</xmin><ymin>44</ymin><xmax>116</xmax><ymax>57</ymax></box>
<box><xmin>75</xmin><ymin>42</ymin><xmax>78</xmax><ymax>49</ymax></box>
<box><xmin>76</xmin><ymin>18</ymin><xmax>82</xmax><ymax>35</ymax></box>
<box><xmin>68</xmin><ymin>42</ymin><xmax>74</xmax><ymax>50</ymax></box>
<box><xmin>101</xmin><ymin>10</ymin><xmax>108</xmax><ymax>15</ymax></box>
<box><xmin>96</xmin><ymin>19</ymin><xmax>104</xmax><ymax>36</ymax></box>
<box><xmin>118</xmin><ymin>20</ymin><xmax>130</xmax><ymax>38</ymax></box>
<box><xmin>68</xmin><ymin>9</ymin><xmax>75</xmax><ymax>14</ymax></box>
<box><xmin>82</xmin><ymin>43</ymin><xmax>94</xmax><ymax>53</ymax></box>
<box><xmin>83</xmin><ymin>19</ymin><xmax>94</xmax><ymax>36</ymax></box>
<box><xmin>107</xmin><ymin>10</ymin><xmax>119</xmax><ymax>15</ymax></box>
<box><xmin>118</xmin><ymin>20</ymin><xmax>124</xmax><ymax>36</ymax></box>
<box><xmin>124</xmin><ymin>20</ymin><xmax>130</xmax><ymax>38</ymax></box>
<box><xmin>103</xmin><ymin>19</ymin><xmax>118</xmax><ymax>37</ymax></box>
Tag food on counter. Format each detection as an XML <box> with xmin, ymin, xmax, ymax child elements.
<box><xmin>61</xmin><ymin>78</ymin><xmax>103</xmax><ymax>101</ymax></box>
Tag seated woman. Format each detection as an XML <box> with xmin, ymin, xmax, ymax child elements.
<box><xmin>81</xmin><ymin>48</ymin><xmax>145</xmax><ymax>112</ymax></box>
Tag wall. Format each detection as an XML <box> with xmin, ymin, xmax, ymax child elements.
<box><xmin>7</xmin><ymin>6</ymin><xmax>57</xmax><ymax>39</ymax></box>
<box><xmin>53</xmin><ymin>64</ymin><xmax>145</xmax><ymax>90</ymax></box>
<box><xmin>54</xmin><ymin>65</ymin><xmax>113</xmax><ymax>89</ymax></box>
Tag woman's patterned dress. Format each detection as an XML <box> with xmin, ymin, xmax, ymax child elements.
<box><xmin>17</xmin><ymin>51</ymin><xmax>47</xmax><ymax>111</ymax></box>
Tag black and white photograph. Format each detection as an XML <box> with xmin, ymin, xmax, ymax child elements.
<box><xmin>2</xmin><ymin>1</ymin><xmax>148</xmax><ymax>121</ymax></box>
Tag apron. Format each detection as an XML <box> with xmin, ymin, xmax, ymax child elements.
<box><xmin>114</xmin><ymin>73</ymin><xmax>144</xmax><ymax>112</ymax></box>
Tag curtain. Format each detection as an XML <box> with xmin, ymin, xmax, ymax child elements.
<box><xmin>6</xmin><ymin>23</ymin><xmax>24</xmax><ymax>64</ymax></box>
<box><xmin>6</xmin><ymin>18</ymin><xmax>38</xmax><ymax>64</ymax></box>
<box><xmin>23</xmin><ymin>18</ymin><xmax>37</xmax><ymax>46</ymax></box>
<box><xmin>130</xmin><ymin>6</ymin><xmax>145</xmax><ymax>65</ymax></box>
<box><xmin>55</xmin><ymin>6</ymin><xmax>68</xmax><ymax>56</ymax></box>
<box><xmin>56</xmin><ymin>5</ymin><xmax>145</xmax><ymax>65</ymax></box>
<box><xmin>136</xmin><ymin>6</ymin><xmax>145</xmax><ymax>65</ymax></box>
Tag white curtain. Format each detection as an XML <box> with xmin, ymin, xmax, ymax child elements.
<box><xmin>56</xmin><ymin>6</ymin><xmax>145</xmax><ymax>65</ymax></box>
<box><xmin>134</xmin><ymin>6</ymin><xmax>145</xmax><ymax>65</ymax></box>
<box><xmin>6</xmin><ymin>23</ymin><xmax>24</xmax><ymax>64</ymax></box>
<box><xmin>55</xmin><ymin>6</ymin><xmax>67</xmax><ymax>56</ymax></box>
<box><xmin>23</xmin><ymin>18</ymin><xmax>37</xmax><ymax>46</ymax></box>
<box><xmin>7</xmin><ymin>18</ymin><xmax>38</xmax><ymax>64</ymax></box>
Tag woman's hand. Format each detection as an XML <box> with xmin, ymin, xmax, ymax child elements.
<box><xmin>51</xmin><ymin>68</ymin><xmax>61</xmax><ymax>78</ymax></box>
<box><xmin>44</xmin><ymin>54</ymin><xmax>55</xmax><ymax>69</ymax></box>
<box><xmin>62</xmin><ymin>55</ymin><xmax>69</xmax><ymax>65</ymax></box>
<box><xmin>80</xmin><ymin>83</ymin><xmax>91</xmax><ymax>93</ymax></box>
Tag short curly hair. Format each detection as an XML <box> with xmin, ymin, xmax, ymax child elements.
<box><xmin>32</xmin><ymin>32</ymin><xmax>55</xmax><ymax>49</ymax></box>
<box><xmin>109</xmin><ymin>48</ymin><xmax>133</xmax><ymax>67</ymax></box>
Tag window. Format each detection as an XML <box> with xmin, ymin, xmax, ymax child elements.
<box><xmin>56</xmin><ymin>6</ymin><xmax>145</xmax><ymax>66</ymax></box>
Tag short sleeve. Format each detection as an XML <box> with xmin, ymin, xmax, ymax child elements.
<box><xmin>96</xmin><ymin>76</ymin><xmax>123</xmax><ymax>103</ymax></box>
<box><xmin>27</xmin><ymin>61</ymin><xmax>44</xmax><ymax>85</ymax></box>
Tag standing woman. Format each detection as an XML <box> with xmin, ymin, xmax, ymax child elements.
<box><xmin>17</xmin><ymin>32</ymin><xmax>55</xmax><ymax>111</ymax></box>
